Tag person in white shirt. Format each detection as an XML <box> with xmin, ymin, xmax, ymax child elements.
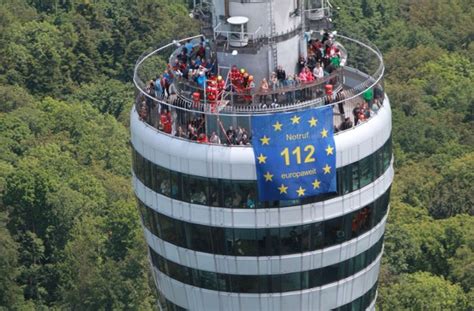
<box><xmin>313</xmin><ymin>62</ymin><xmax>324</xmax><ymax>79</ymax></box>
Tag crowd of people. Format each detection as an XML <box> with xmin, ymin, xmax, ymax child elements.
<box><xmin>137</xmin><ymin>33</ymin><xmax>383</xmax><ymax>145</ymax></box>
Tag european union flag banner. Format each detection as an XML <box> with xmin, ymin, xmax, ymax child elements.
<box><xmin>251</xmin><ymin>107</ymin><xmax>336</xmax><ymax>201</ymax></box>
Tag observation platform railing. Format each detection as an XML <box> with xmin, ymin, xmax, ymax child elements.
<box><xmin>133</xmin><ymin>33</ymin><xmax>385</xmax><ymax>146</ymax></box>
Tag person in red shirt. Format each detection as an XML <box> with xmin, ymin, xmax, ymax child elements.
<box><xmin>197</xmin><ymin>133</ymin><xmax>208</xmax><ymax>143</ymax></box>
<box><xmin>160</xmin><ymin>109</ymin><xmax>172</xmax><ymax>134</ymax></box>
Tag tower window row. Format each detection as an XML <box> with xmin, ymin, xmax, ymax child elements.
<box><xmin>149</xmin><ymin>236</ymin><xmax>383</xmax><ymax>294</ymax></box>
<box><xmin>138</xmin><ymin>188</ymin><xmax>389</xmax><ymax>257</ymax></box>
<box><xmin>132</xmin><ymin>137</ymin><xmax>391</xmax><ymax>209</ymax></box>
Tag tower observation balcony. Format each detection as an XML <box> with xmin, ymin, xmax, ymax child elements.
<box><xmin>133</xmin><ymin>32</ymin><xmax>385</xmax><ymax>146</ymax></box>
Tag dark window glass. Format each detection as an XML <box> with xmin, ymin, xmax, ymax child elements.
<box><xmin>301</xmin><ymin>224</ymin><xmax>311</xmax><ymax>252</ymax></box>
<box><xmin>351</xmin><ymin>162</ymin><xmax>360</xmax><ymax>192</ymax></box>
<box><xmin>167</xmin><ymin>260</ymin><xmax>189</xmax><ymax>283</ymax></box>
<box><xmin>170</xmin><ymin>171</ymin><xmax>182</xmax><ymax>200</ymax></box>
<box><xmin>156</xmin><ymin>166</ymin><xmax>171</xmax><ymax>196</ymax></box>
<box><xmin>183</xmin><ymin>175</ymin><xmax>208</xmax><ymax>205</ymax></box>
<box><xmin>322</xmin><ymin>262</ymin><xmax>339</xmax><ymax>284</ymax></box>
<box><xmin>211</xmin><ymin>227</ymin><xmax>226</xmax><ymax>255</ymax></box>
<box><xmin>158</xmin><ymin>215</ymin><xmax>182</xmax><ymax>246</ymax></box>
<box><xmin>351</xmin><ymin>206</ymin><xmax>372</xmax><ymax>238</ymax></box>
<box><xmin>375</xmin><ymin>147</ymin><xmax>384</xmax><ymax>177</ymax></box>
<box><xmin>232</xmin><ymin>229</ymin><xmax>257</xmax><ymax>256</ymax></box>
<box><xmin>186</xmin><ymin>223</ymin><xmax>213</xmax><ymax>253</ymax></box>
<box><xmin>268</xmin><ymin>228</ymin><xmax>280</xmax><ymax>256</ymax></box>
<box><xmin>359</xmin><ymin>156</ymin><xmax>373</xmax><ymax>188</ymax></box>
<box><xmin>353</xmin><ymin>251</ymin><xmax>366</xmax><ymax>273</ymax></box>
<box><xmin>324</xmin><ymin>217</ymin><xmax>345</xmax><ymax>247</ymax></box>
<box><xmin>383</xmin><ymin>139</ymin><xmax>392</xmax><ymax>170</ymax></box>
<box><xmin>281</xmin><ymin>272</ymin><xmax>301</xmax><ymax>292</ymax></box>
<box><xmin>139</xmin><ymin>187</ymin><xmax>390</xmax><ymax>257</ymax></box>
<box><xmin>309</xmin><ymin>269</ymin><xmax>322</xmax><ymax>287</ymax></box>
<box><xmin>199</xmin><ymin>270</ymin><xmax>218</xmax><ymax>291</ymax></box>
<box><xmin>280</xmin><ymin>226</ymin><xmax>302</xmax><ymax>254</ymax></box>
<box><xmin>149</xmin><ymin>236</ymin><xmax>383</xmax><ymax>294</ymax></box>
<box><xmin>144</xmin><ymin>157</ymin><xmax>152</xmax><ymax>189</ymax></box>
<box><xmin>270</xmin><ymin>274</ymin><xmax>281</xmax><ymax>293</ymax></box>
<box><xmin>342</xmin><ymin>166</ymin><xmax>352</xmax><ymax>194</ymax></box>
<box><xmin>208</xmin><ymin>179</ymin><xmax>221</xmax><ymax>207</ymax></box>
<box><xmin>150</xmin><ymin>209</ymin><xmax>161</xmax><ymax>237</ymax></box>
<box><xmin>310</xmin><ymin>222</ymin><xmax>324</xmax><ymax>250</ymax></box>
<box><xmin>132</xmin><ymin>138</ymin><xmax>392</xmax><ymax>209</ymax></box>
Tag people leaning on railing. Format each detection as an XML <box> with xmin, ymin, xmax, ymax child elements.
<box><xmin>135</xmin><ymin>35</ymin><xmax>384</xmax><ymax>145</ymax></box>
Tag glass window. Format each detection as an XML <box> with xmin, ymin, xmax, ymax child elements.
<box><xmin>301</xmin><ymin>224</ymin><xmax>311</xmax><ymax>252</ymax></box>
<box><xmin>211</xmin><ymin>227</ymin><xmax>226</xmax><ymax>255</ymax></box>
<box><xmin>324</xmin><ymin>216</ymin><xmax>345</xmax><ymax>247</ymax></box>
<box><xmin>310</xmin><ymin>222</ymin><xmax>324</xmax><ymax>250</ymax></box>
<box><xmin>375</xmin><ymin>147</ymin><xmax>384</xmax><ymax>177</ymax></box>
<box><xmin>280</xmin><ymin>226</ymin><xmax>302</xmax><ymax>254</ymax></box>
<box><xmin>351</xmin><ymin>162</ymin><xmax>360</xmax><ymax>192</ymax></box>
<box><xmin>270</xmin><ymin>274</ymin><xmax>281</xmax><ymax>293</ymax></box>
<box><xmin>150</xmin><ymin>209</ymin><xmax>162</xmax><ymax>238</ymax></box>
<box><xmin>352</xmin><ymin>251</ymin><xmax>366</xmax><ymax>273</ymax></box>
<box><xmin>199</xmin><ymin>270</ymin><xmax>218</xmax><ymax>291</ymax></box>
<box><xmin>170</xmin><ymin>171</ymin><xmax>182</xmax><ymax>200</ymax></box>
<box><xmin>167</xmin><ymin>259</ymin><xmax>189</xmax><ymax>284</ymax></box>
<box><xmin>359</xmin><ymin>156</ymin><xmax>373</xmax><ymax>188</ymax></box>
<box><xmin>144</xmin><ymin>158</ymin><xmax>152</xmax><ymax>189</ymax></box>
<box><xmin>232</xmin><ymin>229</ymin><xmax>257</xmax><ymax>256</ymax></box>
<box><xmin>185</xmin><ymin>223</ymin><xmax>213</xmax><ymax>253</ymax></box>
<box><xmin>383</xmin><ymin>138</ymin><xmax>392</xmax><ymax>170</ymax></box>
<box><xmin>183</xmin><ymin>175</ymin><xmax>208</xmax><ymax>205</ymax></box>
<box><xmin>309</xmin><ymin>269</ymin><xmax>322</xmax><ymax>287</ymax></box>
<box><xmin>342</xmin><ymin>166</ymin><xmax>352</xmax><ymax>194</ymax></box>
<box><xmin>268</xmin><ymin>228</ymin><xmax>280</xmax><ymax>256</ymax></box>
<box><xmin>351</xmin><ymin>206</ymin><xmax>372</xmax><ymax>238</ymax></box>
<box><xmin>256</xmin><ymin>229</ymin><xmax>270</xmax><ymax>256</ymax></box>
<box><xmin>322</xmin><ymin>262</ymin><xmax>339</xmax><ymax>284</ymax></box>
<box><xmin>281</xmin><ymin>272</ymin><xmax>301</xmax><ymax>292</ymax></box>
<box><xmin>208</xmin><ymin>179</ymin><xmax>221</xmax><ymax>207</ymax></box>
<box><xmin>158</xmin><ymin>215</ymin><xmax>182</xmax><ymax>246</ymax></box>
<box><xmin>156</xmin><ymin>166</ymin><xmax>171</xmax><ymax>196</ymax></box>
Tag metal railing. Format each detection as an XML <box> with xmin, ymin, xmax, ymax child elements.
<box><xmin>132</xmin><ymin>31</ymin><xmax>385</xmax><ymax>146</ymax></box>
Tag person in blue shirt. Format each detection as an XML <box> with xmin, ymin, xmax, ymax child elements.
<box><xmin>155</xmin><ymin>75</ymin><xmax>164</xmax><ymax>99</ymax></box>
<box><xmin>185</xmin><ymin>40</ymin><xmax>194</xmax><ymax>57</ymax></box>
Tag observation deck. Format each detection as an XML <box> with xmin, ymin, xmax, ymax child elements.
<box><xmin>133</xmin><ymin>32</ymin><xmax>385</xmax><ymax>146</ymax></box>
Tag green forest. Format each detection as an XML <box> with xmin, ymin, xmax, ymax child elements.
<box><xmin>0</xmin><ymin>0</ymin><xmax>472</xmax><ymax>310</ymax></box>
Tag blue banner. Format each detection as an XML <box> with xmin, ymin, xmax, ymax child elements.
<box><xmin>251</xmin><ymin>107</ymin><xmax>336</xmax><ymax>201</ymax></box>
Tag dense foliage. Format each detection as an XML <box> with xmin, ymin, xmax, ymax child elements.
<box><xmin>0</xmin><ymin>0</ymin><xmax>472</xmax><ymax>310</ymax></box>
<box><xmin>0</xmin><ymin>0</ymin><xmax>196</xmax><ymax>310</ymax></box>
<box><xmin>332</xmin><ymin>0</ymin><xmax>474</xmax><ymax>309</ymax></box>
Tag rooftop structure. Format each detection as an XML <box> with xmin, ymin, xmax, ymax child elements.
<box><xmin>131</xmin><ymin>1</ymin><xmax>392</xmax><ymax>310</ymax></box>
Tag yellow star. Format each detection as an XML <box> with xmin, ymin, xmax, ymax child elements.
<box><xmin>312</xmin><ymin>179</ymin><xmax>321</xmax><ymax>189</ymax></box>
<box><xmin>320</xmin><ymin>128</ymin><xmax>328</xmax><ymax>138</ymax></box>
<box><xmin>257</xmin><ymin>154</ymin><xmax>267</xmax><ymax>164</ymax></box>
<box><xmin>308</xmin><ymin>117</ymin><xmax>318</xmax><ymax>127</ymax></box>
<box><xmin>260</xmin><ymin>135</ymin><xmax>270</xmax><ymax>145</ymax></box>
<box><xmin>272</xmin><ymin>121</ymin><xmax>283</xmax><ymax>131</ymax></box>
<box><xmin>278</xmin><ymin>184</ymin><xmax>288</xmax><ymax>194</ymax></box>
<box><xmin>296</xmin><ymin>186</ymin><xmax>306</xmax><ymax>197</ymax></box>
<box><xmin>326</xmin><ymin>145</ymin><xmax>334</xmax><ymax>156</ymax></box>
<box><xmin>263</xmin><ymin>172</ymin><xmax>273</xmax><ymax>182</ymax></box>
<box><xmin>291</xmin><ymin>115</ymin><xmax>301</xmax><ymax>124</ymax></box>
<box><xmin>323</xmin><ymin>164</ymin><xmax>331</xmax><ymax>174</ymax></box>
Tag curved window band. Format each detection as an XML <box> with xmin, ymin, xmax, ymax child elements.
<box><xmin>132</xmin><ymin>137</ymin><xmax>392</xmax><ymax>209</ymax></box>
<box><xmin>138</xmin><ymin>188</ymin><xmax>389</xmax><ymax>257</ymax></box>
<box><xmin>149</xmin><ymin>236</ymin><xmax>383</xmax><ymax>294</ymax></box>
<box><xmin>332</xmin><ymin>281</ymin><xmax>378</xmax><ymax>311</ymax></box>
